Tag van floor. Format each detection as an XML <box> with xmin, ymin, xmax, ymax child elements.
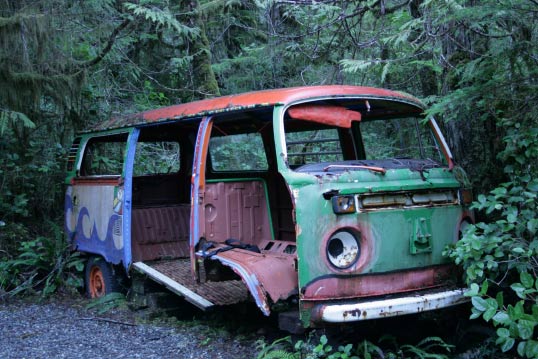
<box><xmin>133</xmin><ymin>258</ymin><xmax>249</xmax><ymax>307</ymax></box>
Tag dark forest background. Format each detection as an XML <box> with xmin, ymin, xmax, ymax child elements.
<box><xmin>1</xmin><ymin>1</ymin><xmax>538</xmax><ymax>356</ymax></box>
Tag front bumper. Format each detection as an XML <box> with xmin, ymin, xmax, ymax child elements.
<box><xmin>312</xmin><ymin>288</ymin><xmax>469</xmax><ymax>323</ymax></box>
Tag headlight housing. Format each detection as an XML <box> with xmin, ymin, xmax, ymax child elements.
<box><xmin>331</xmin><ymin>195</ymin><xmax>356</xmax><ymax>214</ymax></box>
<box><xmin>326</xmin><ymin>230</ymin><xmax>360</xmax><ymax>269</ymax></box>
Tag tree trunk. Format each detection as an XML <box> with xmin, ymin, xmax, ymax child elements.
<box><xmin>180</xmin><ymin>0</ymin><xmax>220</xmax><ymax>99</ymax></box>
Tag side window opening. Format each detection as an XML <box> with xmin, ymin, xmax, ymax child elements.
<box><xmin>209</xmin><ymin>132</ymin><xmax>268</xmax><ymax>172</ymax></box>
<box><xmin>80</xmin><ymin>134</ymin><xmax>128</xmax><ymax>176</ymax></box>
<box><xmin>133</xmin><ymin>141</ymin><xmax>180</xmax><ymax>176</ymax></box>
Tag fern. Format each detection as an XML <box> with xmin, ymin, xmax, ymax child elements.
<box><xmin>400</xmin><ymin>336</ymin><xmax>454</xmax><ymax>359</ymax></box>
<box><xmin>260</xmin><ymin>350</ymin><xmax>298</xmax><ymax>359</ymax></box>
<box><xmin>256</xmin><ymin>336</ymin><xmax>295</xmax><ymax>359</ymax></box>
<box><xmin>123</xmin><ymin>3</ymin><xmax>199</xmax><ymax>39</ymax></box>
<box><xmin>86</xmin><ymin>292</ymin><xmax>127</xmax><ymax>314</ymax></box>
<box><xmin>0</xmin><ymin>110</ymin><xmax>35</xmax><ymax>136</ymax></box>
<box><xmin>340</xmin><ymin>59</ymin><xmax>379</xmax><ymax>74</ymax></box>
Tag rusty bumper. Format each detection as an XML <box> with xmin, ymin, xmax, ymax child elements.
<box><xmin>310</xmin><ymin>288</ymin><xmax>469</xmax><ymax>323</ymax></box>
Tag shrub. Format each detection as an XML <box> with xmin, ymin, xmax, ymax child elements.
<box><xmin>0</xmin><ymin>220</ymin><xmax>84</xmax><ymax>299</ymax></box>
<box><xmin>446</xmin><ymin>122</ymin><xmax>538</xmax><ymax>357</ymax></box>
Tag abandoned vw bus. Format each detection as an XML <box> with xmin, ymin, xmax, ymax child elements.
<box><xmin>65</xmin><ymin>85</ymin><xmax>473</xmax><ymax>330</ymax></box>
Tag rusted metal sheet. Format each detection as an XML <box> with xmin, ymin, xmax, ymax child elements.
<box><xmin>203</xmin><ymin>180</ymin><xmax>272</xmax><ymax>246</ymax></box>
<box><xmin>89</xmin><ymin>86</ymin><xmax>423</xmax><ymax>132</ymax></box>
<box><xmin>208</xmin><ymin>248</ymin><xmax>298</xmax><ymax>315</ymax></box>
<box><xmin>288</xmin><ymin>104</ymin><xmax>361</xmax><ymax>128</ymax></box>
<box><xmin>190</xmin><ymin>116</ymin><xmax>213</xmax><ymax>280</ymax></box>
<box><xmin>131</xmin><ymin>205</ymin><xmax>190</xmax><ymax>262</ymax></box>
<box><xmin>301</xmin><ymin>265</ymin><xmax>454</xmax><ymax>301</ymax></box>
<box><xmin>142</xmin><ymin>259</ymin><xmax>249</xmax><ymax>306</ymax></box>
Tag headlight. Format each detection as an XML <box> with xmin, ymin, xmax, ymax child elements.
<box><xmin>331</xmin><ymin>195</ymin><xmax>356</xmax><ymax>214</ymax></box>
<box><xmin>327</xmin><ymin>230</ymin><xmax>360</xmax><ymax>269</ymax></box>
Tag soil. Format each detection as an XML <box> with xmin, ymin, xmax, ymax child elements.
<box><xmin>0</xmin><ymin>293</ymin><xmax>266</xmax><ymax>359</ymax></box>
<box><xmin>0</xmin><ymin>292</ymin><xmax>502</xmax><ymax>359</ymax></box>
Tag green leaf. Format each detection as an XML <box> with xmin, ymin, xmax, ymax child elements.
<box><xmin>521</xmin><ymin>271</ymin><xmax>535</xmax><ymax>289</ymax></box>
<box><xmin>483</xmin><ymin>307</ymin><xmax>497</xmax><ymax>322</ymax></box>
<box><xmin>527</xmin><ymin>181</ymin><xmax>538</xmax><ymax>192</ymax></box>
<box><xmin>472</xmin><ymin>296</ymin><xmax>488</xmax><ymax>312</ymax></box>
<box><xmin>518</xmin><ymin>341</ymin><xmax>527</xmax><ymax>357</ymax></box>
<box><xmin>527</xmin><ymin>219</ymin><xmax>538</xmax><ymax>235</ymax></box>
<box><xmin>500</xmin><ymin>337</ymin><xmax>515</xmax><ymax>352</ymax></box>
<box><xmin>496</xmin><ymin>337</ymin><xmax>516</xmax><ymax>353</ymax></box>
<box><xmin>470</xmin><ymin>307</ymin><xmax>482</xmax><ymax>320</ymax></box>
<box><xmin>512</xmin><ymin>247</ymin><xmax>526</xmax><ymax>254</ymax></box>
<box><xmin>525</xmin><ymin>339</ymin><xmax>538</xmax><ymax>358</ymax></box>
<box><xmin>511</xmin><ymin>283</ymin><xmax>528</xmax><ymax>299</ymax></box>
<box><xmin>497</xmin><ymin>327</ymin><xmax>510</xmax><ymax>338</ymax></box>
<box><xmin>518</xmin><ymin>320</ymin><xmax>536</xmax><ymax>340</ymax></box>
<box><xmin>492</xmin><ymin>312</ymin><xmax>510</xmax><ymax>325</ymax></box>
<box><xmin>466</xmin><ymin>283</ymin><xmax>479</xmax><ymax>296</ymax></box>
<box><xmin>480</xmin><ymin>280</ymin><xmax>489</xmax><ymax>295</ymax></box>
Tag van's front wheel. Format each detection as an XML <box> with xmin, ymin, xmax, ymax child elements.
<box><xmin>85</xmin><ymin>256</ymin><xmax>121</xmax><ymax>298</ymax></box>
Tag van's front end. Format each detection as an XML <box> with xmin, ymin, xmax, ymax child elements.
<box><xmin>274</xmin><ymin>89</ymin><xmax>473</xmax><ymax>328</ymax></box>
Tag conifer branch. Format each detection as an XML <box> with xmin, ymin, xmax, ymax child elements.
<box><xmin>78</xmin><ymin>18</ymin><xmax>131</xmax><ymax>69</ymax></box>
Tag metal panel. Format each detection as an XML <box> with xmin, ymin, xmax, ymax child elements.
<box><xmin>302</xmin><ymin>265</ymin><xmax>453</xmax><ymax>300</ymax></box>
<box><xmin>200</xmin><ymin>248</ymin><xmax>297</xmax><ymax>315</ymax></box>
<box><xmin>133</xmin><ymin>261</ymin><xmax>213</xmax><ymax>309</ymax></box>
<box><xmin>312</xmin><ymin>289</ymin><xmax>469</xmax><ymax>323</ymax></box>
<box><xmin>131</xmin><ymin>205</ymin><xmax>190</xmax><ymax>261</ymax></box>
<box><xmin>65</xmin><ymin>184</ymin><xmax>124</xmax><ymax>264</ymax></box>
<box><xmin>90</xmin><ymin>86</ymin><xmax>423</xmax><ymax>131</ymax></box>
<box><xmin>203</xmin><ymin>181</ymin><xmax>271</xmax><ymax>246</ymax></box>
<box><xmin>134</xmin><ymin>259</ymin><xmax>249</xmax><ymax>307</ymax></box>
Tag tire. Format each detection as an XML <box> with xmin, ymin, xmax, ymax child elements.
<box><xmin>84</xmin><ymin>256</ymin><xmax>122</xmax><ymax>298</ymax></box>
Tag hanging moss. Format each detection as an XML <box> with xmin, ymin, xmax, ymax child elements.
<box><xmin>180</xmin><ymin>0</ymin><xmax>220</xmax><ymax>99</ymax></box>
<box><xmin>0</xmin><ymin>5</ymin><xmax>86</xmax><ymax>127</ymax></box>
<box><xmin>191</xmin><ymin>24</ymin><xmax>220</xmax><ymax>98</ymax></box>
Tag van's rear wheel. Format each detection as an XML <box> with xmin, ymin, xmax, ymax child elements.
<box><xmin>85</xmin><ymin>256</ymin><xmax>121</xmax><ymax>298</ymax></box>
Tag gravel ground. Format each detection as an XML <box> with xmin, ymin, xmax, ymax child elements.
<box><xmin>0</xmin><ymin>296</ymin><xmax>261</xmax><ymax>359</ymax></box>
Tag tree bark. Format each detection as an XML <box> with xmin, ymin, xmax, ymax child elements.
<box><xmin>180</xmin><ymin>0</ymin><xmax>220</xmax><ymax>99</ymax></box>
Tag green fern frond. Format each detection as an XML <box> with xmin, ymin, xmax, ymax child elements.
<box><xmin>340</xmin><ymin>59</ymin><xmax>380</xmax><ymax>74</ymax></box>
<box><xmin>123</xmin><ymin>3</ymin><xmax>199</xmax><ymax>39</ymax></box>
<box><xmin>0</xmin><ymin>110</ymin><xmax>35</xmax><ymax>136</ymax></box>
<box><xmin>259</xmin><ymin>349</ymin><xmax>297</xmax><ymax>359</ymax></box>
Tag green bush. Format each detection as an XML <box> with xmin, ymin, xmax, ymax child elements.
<box><xmin>0</xmin><ymin>220</ymin><xmax>84</xmax><ymax>299</ymax></box>
<box><xmin>446</xmin><ymin>122</ymin><xmax>538</xmax><ymax>357</ymax></box>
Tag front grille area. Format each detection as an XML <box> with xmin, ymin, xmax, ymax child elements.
<box><xmin>357</xmin><ymin>190</ymin><xmax>458</xmax><ymax>211</ymax></box>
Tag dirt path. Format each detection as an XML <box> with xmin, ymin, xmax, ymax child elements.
<box><xmin>0</xmin><ymin>295</ymin><xmax>261</xmax><ymax>359</ymax></box>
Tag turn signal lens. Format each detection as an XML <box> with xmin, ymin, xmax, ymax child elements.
<box><xmin>331</xmin><ymin>195</ymin><xmax>356</xmax><ymax>214</ymax></box>
<box><xmin>458</xmin><ymin>189</ymin><xmax>473</xmax><ymax>205</ymax></box>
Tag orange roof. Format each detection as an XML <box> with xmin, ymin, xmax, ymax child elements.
<box><xmin>92</xmin><ymin>85</ymin><xmax>423</xmax><ymax>131</ymax></box>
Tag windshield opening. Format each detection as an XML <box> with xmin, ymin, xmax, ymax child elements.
<box><xmin>360</xmin><ymin>117</ymin><xmax>445</xmax><ymax>163</ymax></box>
<box><xmin>284</xmin><ymin>115</ymin><xmax>447</xmax><ymax>172</ymax></box>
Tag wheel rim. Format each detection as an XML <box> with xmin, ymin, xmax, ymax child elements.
<box><xmin>89</xmin><ymin>266</ymin><xmax>106</xmax><ymax>298</ymax></box>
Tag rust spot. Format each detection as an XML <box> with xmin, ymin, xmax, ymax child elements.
<box><xmin>303</xmin><ymin>265</ymin><xmax>455</xmax><ymax>300</ymax></box>
<box><xmin>343</xmin><ymin>308</ymin><xmax>362</xmax><ymax>318</ymax></box>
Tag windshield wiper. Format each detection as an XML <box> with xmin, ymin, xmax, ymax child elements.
<box><xmin>323</xmin><ymin>164</ymin><xmax>386</xmax><ymax>174</ymax></box>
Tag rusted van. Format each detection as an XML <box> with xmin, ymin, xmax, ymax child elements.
<box><xmin>65</xmin><ymin>85</ymin><xmax>473</xmax><ymax>330</ymax></box>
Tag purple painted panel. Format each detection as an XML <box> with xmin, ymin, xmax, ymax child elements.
<box><xmin>65</xmin><ymin>185</ymin><xmax>124</xmax><ymax>264</ymax></box>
